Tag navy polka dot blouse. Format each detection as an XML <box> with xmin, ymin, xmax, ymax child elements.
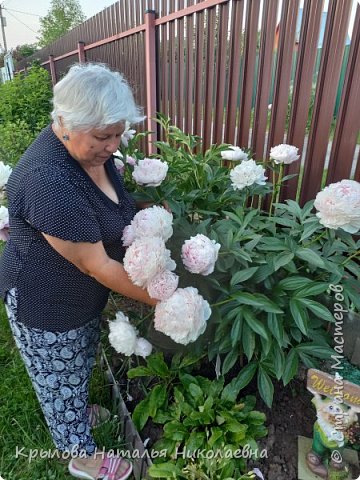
<box><xmin>0</xmin><ymin>125</ymin><xmax>137</xmax><ymax>332</ymax></box>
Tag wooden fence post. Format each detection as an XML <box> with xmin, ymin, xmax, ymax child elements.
<box><xmin>78</xmin><ymin>41</ymin><xmax>86</xmax><ymax>63</ymax></box>
<box><xmin>144</xmin><ymin>9</ymin><xmax>157</xmax><ymax>154</ymax></box>
<box><xmin>49</xmin><ymin>55</ymin><xmax>57</xmax><ymax>85</ymax></box>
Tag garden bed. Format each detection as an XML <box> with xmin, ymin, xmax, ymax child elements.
<box><xmin>103</xmin><ymin>296</ymin><xmax>360</xmax><ymax>480</ymax></box>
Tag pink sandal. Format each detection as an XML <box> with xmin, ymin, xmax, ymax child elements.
<box><xmin>68</xmin><ymin>454</ymin><xmax>133</xmax><ymax>480</ymax></box>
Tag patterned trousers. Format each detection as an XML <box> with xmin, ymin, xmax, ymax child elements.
<box><xmin>5</xmin><ymin>288</ymin><xmax>101</xmax><ymax>455</ymax></box>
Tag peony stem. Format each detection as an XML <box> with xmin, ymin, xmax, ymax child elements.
<box><xmin>268</xmin><ymin>164</ymin><xmax>277</xmax><ymax>217</ymax></box>
<box><xmin>211</xmin><ymin>298</ymin><xmax>233</xmax><ymax>308</ymax></box>
<box><xmin>275</xmin><ymin>163</ymin><xmax>284</xmax><ymax>204</ymax></box>
<box><xmin>342</xmin><ymin>249</ymin><xmax>360</xmax><ymax>266</ymax></box>
<box><xmin>303</xmin><ymin>230</ymin><xmax>327</xmax><ymax>247</ymax></box>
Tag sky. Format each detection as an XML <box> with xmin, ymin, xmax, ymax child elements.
<box><xmin>1</xmin><ymin>0</ymin><xmax>117</xmax><ymax>49</ymax></box>
<box><xmin>0</xmin><ymin>0</ymin><xmax>358</xmax><ymax>50</ymax></box>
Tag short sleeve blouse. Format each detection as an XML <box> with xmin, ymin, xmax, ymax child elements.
<box><xmin>0</xmin><ymin>125</ymin><xmax>137</xmax><ymax>332</ymax></box>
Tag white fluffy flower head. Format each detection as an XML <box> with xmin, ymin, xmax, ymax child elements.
<box><xmin>314</xmin><ymin>179</ymin><xmax>360</xmax><ymax>233</ymax></box>
<box><xmin>154</xmin><ymin>287</ymin><xmax>211</xmax><ymax>345</ymax></box>
<box><xmin>230</xmin><ymin>159</ymin><xmax>267</xmax><ymax>191</ymax></box>
<box><xmin>114</xmin><ymin>157</ymin><xmax>125</xmax><ymax>174</ymax></box>
<box><xmin>0</xmin><ymin>206</ymin><xmax>9</xmax><ymax>230</ymax></box>
<box><xmin>121</xmin><ymin>121</ymin><xmax>136</xmax><ymax>147</ymax></box>
<box><xmin>147</xmin><ymin>270</ymin><xmax>179</xmax><ymax>300</ymax></box>
<box><xmin>134</xmin><ymin>338</ymin><xmax>153</xmax><ymax>358</ymax></box>
<box><xmin>221</xmin><ymin>146</ymin><xmax>248</xmax><ymax>162</ymax></box>
<box><xmin>122</xmin><ymin>206</ymin><xmax>173</xmax><ymax>247</ymax></box>
<box><xmin>124</xmin><ymin>236</ymin><xmax>176</xmax><ymax>287</ymax></box>
<box><xmin>108</xmin><ymin>312</ymin><xmax>138</xmax><ymax>356</ymax></box>
<box><xmin>270</xmin><ymin>144</ymin><xmax>300</xmax><ymax>165</ymax></box>
<box><xmin>108</xmin><ymin>311</ymin><xmax>152</xmax><ymax>357</ymax></box>
<box><xmin>0</xmin><ymin>162</ymin><xmax>12</xmax><ymax>189</ymax></box>
<box><xmin>181</xmin><ymin>234</ymin><xmax>220</xmax><ymax>275</ymax></box>
<box><xmin>132</xmin><ymin>158</ymin><xmax>168</xmax><ymax>187</ymax></box>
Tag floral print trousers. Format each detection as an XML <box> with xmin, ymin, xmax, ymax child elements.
<box><xmin>5</xmin><ymin>288</ymin><xmax>100</xmax><ymax>455</ymax></box>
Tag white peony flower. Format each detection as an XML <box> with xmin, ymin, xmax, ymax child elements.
<box><xmin>0</xmin><ymin>206</ymin><xmax>9</xmax><ymax>230</ymax></box>
<box><xmin>0</xmin><ymin>205</ymin><xmax>9</xmax><ymax>241</ymax></box>
<box><xmin>221</xmin><ymin>146</ymin><xmax>248</xmax><ymax>162</ymax></box>
<box><xmin>314</xmin><ymin>179</ymin><xmax>360</xmax><ymax>233</ymax></box>
<box><xmin>147</xmin><ymin>270</ymin><xmax>179</xmax><ymax>300</ymax></box>
<box><xmin>108</xmin><ymin>311</ymin><xmax>138</xmax><ymax>356</ymax></box>
<box><xmin>108</xmin><ymin>311</ymin><xmax>152</xmax><ymax>357</ymax></box>
<box><xmin>124</xmin><ymin>237</ymin><xmax>176</xmax><ymax>287</ymax></box>
<box><xmin>132</xmin><ymin>158</ymin><xmax>168</xmax><ymax>187</ymax></box>
<box><xmin>121</xmin><ymin>121</ymin><xmax>136</xmax><ymax>147</ymax></box>
<box><xmin>113</xmin><ymin>149</ymin><xmax>123</xmax><ymax>159</ymax></box>
<box><xmin>269</xmin><ymin>144</ymin><xmax>300</xmax><ymax>165</ymax></box>
<box><xmin>123</xmin><ymin>206</ymin><xmax>173</xmax><ymax>247</ymax></box>
<box><xmin>154</xmin><ymin>287</ymin><xmax>211</xmax><ymax>345</ymax></box>
<box><xmin>114</xmin><ymin>157</ymin><xmax>125</xmax><ymax>175</ymax></box>
<box><xmin>181</xmin><ymin>234</ymin><xmax>220</xmax><ymax>275</ymax></box>
<box><xmin>230</xmin><ymin>159</ymin><xmax>267</xmax><ymax>191</ymax></box>
<box><xmin>125</xmin><ymin>155</ymin><xmax>137</xmax><ymax>166</ymax></box>
<box><xmin>0</xmin><ymin>162</ymin><xmax>12</xmax><ymax>189</ymax></box>
<box><xmin>134</xmin><ymin>337</ymin><xmax>153</xmax><ymax>357</ymax></box>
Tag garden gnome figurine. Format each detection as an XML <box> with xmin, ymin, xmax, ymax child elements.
<box><xmin>306</xmin><ymin>369</ymin><xmax>360</xmax><ymax>480</ymax></box>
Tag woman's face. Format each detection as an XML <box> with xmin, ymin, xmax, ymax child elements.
<box><xmin>66</xmin><ymin>123</ymin><xmax>124</xmax><ymax>168</ymax></box>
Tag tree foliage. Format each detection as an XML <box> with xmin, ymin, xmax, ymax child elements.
<box><xmin>37</xmin><ymin>0</ymin><xmax>86</xmax><ymax>48</ymax></box>
<box><xmin>11</xmin><ymin>44</ymin><xmax>38</xmax><ymax>64</ymax></box>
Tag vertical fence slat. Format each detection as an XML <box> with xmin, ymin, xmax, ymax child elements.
<box><xmin>169</xmin><ymin>0</ymin><xmax>177</xmax><ymax>123</ymax></box>
<box><xmin>237</xmin><ymin>0</ymin><xmax>261</xmax><ymax>148</ymax></box>
<box><xmin>145</xmin><ymin>10</ymin><xmax>158</xmax><ymax>152</ymax></box>
<box><xmin>161</xmin><ymin>23</ymin><xmax>169</xmax><ymax>119</ymax></box>
<box><xmin>300</xmin><ymin>0</ymin><xmax>352</xmax><ymax>203</ymax></box>
<box><xmin>251</xmin><ymin>0</ymin><xmax>278</xmax><ymax>160</ymax></box>
<box><xmin>49</xmin><ymin>55</ymin><xmax>57</xmax><ymax>85</ymax></box>
<box><xmin>203</xmin><ymin>7</ymin><xmax>217</xmax><ymax>147</ymax></box>
<box><xmin>185</xmin><ymin>13</ymin><xmax>194</xmax><ymax>133</ymax></box>
<box><xmin>266</xmin><ymin>0</ymin><xmax>299</xmax><ymax>155</ymax></box>
<box><xmin>77</xmin><ymin>41</ymin><xmax>86</xmax><ymax>63</ymax></box>
<box><xmin>326</xmin><ymin>3</ymin><xmax>360</xmax><ymax>184</ymax></box>
<box><xmin>177</xmin><ymin>0</ymin><xmax>185</xmax><ymax>130</ymax></box>
<box><xmin>283</xmin><ymin>0</ymin><xmax>324</xmax><ymax>200</ymax></box>
<box><xmin>213</xmin><ymin>3</ymin><xmax>229</xmax><ymax>144</ymax></box>
<box><xmin>194</xmin><ymin>9</ymin><xmax>205</xmax><ymax>138</ymax></box>
<box><xmin>224</xmin><ymin>0</ymin><xmax>244</xmax><ymax>145</ymax></box>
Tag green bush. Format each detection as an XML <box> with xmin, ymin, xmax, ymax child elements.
<box><xmin>0</xmin><ymin>64</ymin><xmax>52</xmax><ymax>166</ymax></box>
<box><xmin>0</xmin><ymin>64</ymin><xmax>52</xmax><ymax>131</ymax></box>
<box><xmin>120</xmin><ymin>115</ymin><xmax>360</xmax><ymax>408</ymax></box>
<box><xmin>0</xmin><ymin>120</ymin><xmax>37</xmax><ymax>167</ymax></box>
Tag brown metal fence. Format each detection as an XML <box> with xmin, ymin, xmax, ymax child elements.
<box><xmin>16</xmin><ymin>0</ymin><xmax>360</xmax><ymax>204</ymax></box>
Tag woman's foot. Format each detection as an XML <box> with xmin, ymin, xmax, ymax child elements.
<box><xmin>69</xmin><ymin>452</ymin><xmax>132</xmax><ymax>480</ymax></box>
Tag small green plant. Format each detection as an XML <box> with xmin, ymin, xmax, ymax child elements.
<box><xmin>0</xmin><ymin>64</ymin><xmax>52</xmax><ymax>131</ymax></box>
<box><xmin>127</xmin><ymin>352</ymin><xmax>204</xmax><ymax>431</ymax></box>
<box><xmin>128</xmin><ymin>354</ymin><xmax>267</xmax><ymax>479</ymax></box>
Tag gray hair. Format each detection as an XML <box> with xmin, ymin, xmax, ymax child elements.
<box><xmin>51</xmin><ymin>63</ymin><xmax>144</xmax><ymax>131</ymax></box>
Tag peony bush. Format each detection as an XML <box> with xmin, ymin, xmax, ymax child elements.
<box><xmin>109</xmin><ymin>114</ymin><xmax>360</xmax><ymax>407</ymax></box>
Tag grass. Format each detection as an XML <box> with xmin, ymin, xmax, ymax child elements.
<box><xmin>0</xmin><ymin>303</ymin><xmax>134</xmax><ymax>480</ymax></box>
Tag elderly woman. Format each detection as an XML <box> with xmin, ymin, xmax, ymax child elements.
<box><xmin>0</xmin><ymin>63</ymin><xmax>155</xmax><ymax>479</ymax></box>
